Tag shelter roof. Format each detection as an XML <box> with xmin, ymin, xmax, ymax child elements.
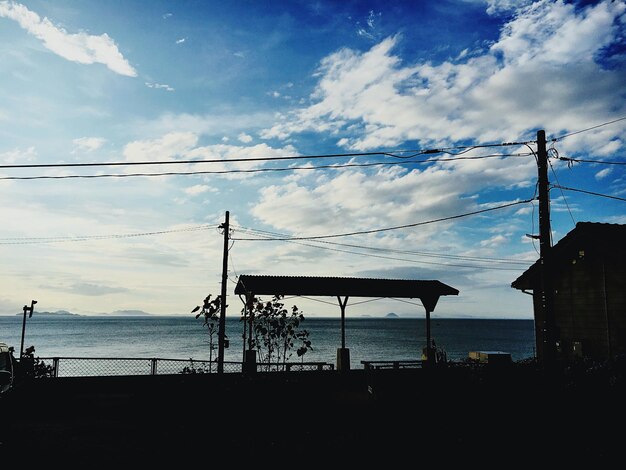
<box><xmin>234</xmin><ymin>275</ymin><xmax>458</xmax><ymax>311</ymax></box>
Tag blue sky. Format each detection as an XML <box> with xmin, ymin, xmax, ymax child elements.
<box><xmin>0</xmin><ymin>0</ymin><xmax>624</xmax><ymax>317</ymax></box>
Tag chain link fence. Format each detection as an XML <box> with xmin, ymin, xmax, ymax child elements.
<box><xmin>37</xmin><ymin>357</ymin><xmax>332</xmax><ymax>377</ymax></box>
<box><xmin>256</xmin><ymin>362</ymin><xmax>334</xmax><ymax>372</ymax></box>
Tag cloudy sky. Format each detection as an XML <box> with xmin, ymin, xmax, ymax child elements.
<box><xmin>1</xmin><ymin>0</ymin><xmax>624</xmax><ymax>318</ymax></box>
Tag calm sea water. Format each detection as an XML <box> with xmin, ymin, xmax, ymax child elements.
<box><xmin>0</xmin><ymin>315</ymin><xmax>535</xmax><ymax>367</ymax></box>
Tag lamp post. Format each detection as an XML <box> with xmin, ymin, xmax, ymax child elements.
<box><xmin>20</xmin><ymin>300</ymin><xmax>37</xmax><ymax>358</ymax></box>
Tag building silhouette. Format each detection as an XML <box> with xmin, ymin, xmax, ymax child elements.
<box><xmin>512</xmin><ymin>222</ymin><xmax>626</xmax><ymax>362</ymax></box>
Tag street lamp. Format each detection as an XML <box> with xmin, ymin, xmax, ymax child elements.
<box><xmin>20</xmin><ymin>300</ymin><xmax>37</xmax><ymax>358</ymax></box>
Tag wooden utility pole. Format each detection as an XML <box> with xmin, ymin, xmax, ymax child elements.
<box><xmin>217</xmin><ymin>211</ymin><xmax>229</xmax><ymax>374</ymax></box>
<box><xmin>537</xmin><ymin>130</ymin><xmax>557</xmax><ymax>364</ymax></box>
<box><xmin>20</xmin><ymin>300</ymin><xmax>37</xmax><ymax>358</ymax></box>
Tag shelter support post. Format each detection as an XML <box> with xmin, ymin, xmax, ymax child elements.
<box><xmin>425</xmin><ymin>309</ymin><xmax>434</xmax><ymax>366</ymax></box>
<box><xmin>337</xmin><ymin>296</ymin><xmax>350</xmax><ymax>371</ymax></box>
<box><xmin>238</xmin><ymin>294</ymin><xmax>247</xmax><ymax>363</ymax></box>
<box><xmin>420</xmin><ymin>295</ymin><xmax>440</xmax><ymax>366</ymax></box>
<box><xmin>243</xmin><ymin>292</ymin><xmax>257</xmax><ymax>374</ymax></box>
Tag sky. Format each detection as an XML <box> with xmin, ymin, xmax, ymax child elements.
<box><xmin>0</xmin><ymin>0</ymin><xmax>624</xmax><ymax>318</ymax></box>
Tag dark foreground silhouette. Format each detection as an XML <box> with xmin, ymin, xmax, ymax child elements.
<box><xmin>2</xmin><ymin>360</ymin><xmax>625</xmax><ymax>465</ymax></box>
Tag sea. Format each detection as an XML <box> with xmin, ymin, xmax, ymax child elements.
<box><xmin>0</xmin><ymin>315</ymin><xmax>536</xmax><ymax>369</ymax></box>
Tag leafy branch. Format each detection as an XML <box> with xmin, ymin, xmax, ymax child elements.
<box><xmin>191</xmin><ymin>294</ymin><xmax>227</xmax><ymax>371</ymax></box>
<box><xmin>245</xmin><ymin>295</ymin><xmax>312</xmax><ymax>371</ymax></box>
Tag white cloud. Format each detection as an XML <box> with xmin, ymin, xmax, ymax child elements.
<box><xmin>237</xmin><ymin>132</ymin><xmax>253</xmax><ymax>143</ymax></box>
<box><xmin>72</xmin><ymin>137</ymin><xmax>106</xmax><ymax>153</ymax></box>
<box><xmin>595</xmin><ymin>139</ymin><xmax>622</xmax><ymax>156</ymax></box>
<box><xmin>134</xmin><ymin>111</ymin><xmax>276</xmax><ymax>136</ymax></box>
<box><xmin>607</xmin><ymin>214</ymin><xmax>626</xmax><ymax>224</ymax></box>
<box><xmin>0</xmin><ymin>146</ymin><xmax>36</xmax><ymax>163</ymax></box>
<box><xmin>59</xmin><ymin>282</ymin><xmax>130</xmax><ymax>296</ymax></box>
<box><xmin>0</xmin><ymin>1</ymin><xmax>137</xmax><ymax>77</ymax></box>
<box><xmin>356</xmin><ymin>10</ymin><xmax>381</xmax><ymax>40</ymax></box>
<box><xmin>251</xmin><ymin>158</ymin><xmax>533</xmax><ymax>237</ymax></box>
<box><xmin>162</xmin><ymin>13</ymin><xmax>172</xmax><ymax>19</ymax></box>
<box><xmin>262</xmin><ymin>1</ymin><xmax>626</xmax><ymax>154</ymax></box>
<box><xmin>186</xmin><ymin>142</ymin><xmax>299</xmax><ymax>178</ymax></box>
<box><xmin>123</xmin><ymin>132</ymin><xmax>199</xmax><ymax>162</ymax></box>
<box><xmin>484</xmin><ymin>0</ymin><xmax>533</xmax><ymax>16</ymax></box>
<box><xmin>595</xmin><ymin>167</ymin><xmax>612</xmax><ymax>180</ymax></box>
<box><xmin>491</xmin><ymin>0</ymin><xmax>622</xmax><ymax>66</ymax></box>
<box><xmin>176</xmin><ymin>38</ymin><xmax>186</xmax><ymax>44</ymax></box>
<box><xmin>514</xmin><ymin>206</ymin><xmax>533</xmax><ymax>216</ymax></box>
<box><xmin>145</xmin><ymin>82</ymin><xmax>175</xmax><ymax>92</ymax></box>
<box><xmin>233</xmin><ymin>51</ymin><xmax>245</xmax><ymax>58</ymax></box>
<box><xmin>122</xmin><ymin>132</ymin><xmax>297</xmax><ymax>178</ymax></box>
<box><xmin>184</xmin><ymin>184</ymin><xmax>213</xmax><ymax>196</ymax></box>
<box><xmin>479</xmin><ymin>234</ymin><xmax>508</xmax><ymax>247</ymax></box>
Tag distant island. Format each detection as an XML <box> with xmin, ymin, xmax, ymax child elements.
<box><xmin>17</xmin><ymin>310</ymin><xmax>79</xmax><ymax>317</ymax></box>
<box><xmin>12</xmin><ymin>309</ymin><xmax>155</xmax><ymax>317</ymax></box>
<box><xmin>385</xmin><ymin>312</ymin><xmax>399</xmax><ymax>318</ymax></box>
<box><xmin>106</xmin><ymin>310</ymin><xmax>154</xmax><ymax>316</ymax></box>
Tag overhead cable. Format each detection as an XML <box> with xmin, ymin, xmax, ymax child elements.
<box><xmin>233</xmin><ymin>225</ymin><xmax>530</xmax><ymax>265</ymax></box>
<box><xmin>550</xmin><ymin>116</ymin><xmax>626</xmax><ymax>142</ymax></box>
<box><xmin>0</xmin><ymin>225</ymin><xmax>215</xmax><ymax>245</ymax></box>
<box><xmin>231</xmin><ymin>199</ymin><xmax>535</xmax><ymax>241</ymax></box>
<box><xmin>0</xmin><ymin>153</ymin><xmax>533</xmax><ymax>180</ymax></box>
<box><xmin>235</xmin><ymin>230</ymin><xmax>524</xmax><ymax>271</ymax></box>
<box><xmin>551</xmin><ymin>185</ymin><xmax>626</xmax><ymax>202</ymax></box>
<box><xmin>0</xmin><ymin>140</ymin><xmax>537</xmax><ymax>170</ymax></box>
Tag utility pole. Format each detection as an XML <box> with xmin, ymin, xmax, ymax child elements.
<box><xmin>537</xmin><ymin>130</ymin><xmax>557</xmax><ymax>365</ymax></box>
<box><xmin>20</xmin><ymin>300</ymin><xmax>37</xmax><ymax>358</ymax></box>
<box><xmin>217</xmin><ymin>211</ymin><xmax>229</xmax><ymax>374</ymax></box>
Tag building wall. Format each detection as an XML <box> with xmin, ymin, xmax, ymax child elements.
<box><xmin>534</xmin><ymin>250</ymin><xmax>626</xmax><ymax>361</ymax></box>
<box><xmin>605</xmin><ymin>253</ymin><xmax>626</xmax><ymax>357</ymax></box>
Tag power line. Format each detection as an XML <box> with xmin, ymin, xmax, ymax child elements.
<box><xmin>289</xmin><ymin>239</ymin><xmax>523</xmax><ymax>270</ymax></box>
<box><xmin>295</xmin><ymin>296</ymin><xmax>340</xmax><ymax>306</ymax></box>
<box><xmin>552</xmin><ymin>185</ymin><xmax>626</xmax><ymax>202</ymax></box>
<box><xmin>0</xmin><ymin>140</ymin><xmax>536</xmax><ymax>170</ymax></box>
<box><xmin>550</xmin><ymin>116</ymin><xmax>626</xmax><ymax>142</ymax></box>
<box><xmin>231</xmin><ymin>227</ymin><xmax>527</xmax><ymax>271</ymax></box>
<box><xmin>348</xmin><ymin>297</ymin><xmax>387</xmax><ymax>306</ymax></box>
<box><xmin>547</xmin><ymin>157</ymin><xmax>576</xmax><ymax>227</ymax></box>
<box><xmin>231</xmin><ymin>199</ymin><xmax>535</xmax><ymax>241</ymax></box>
<box><xmin>553</xmin><ymin>156</ymin><xmax>626</xmax><ymax>165</ymax></box>
<box><xmin>389</xmin><ymin>298</ymin><xmax>424</xmax><ymax>308</ymax></box>
<box><xmin>233</xmin><ymin>225</ymin><xmax>530</xmax><ymax>265</ymax></box>
<box><xmin>0</xmin><ymin>151</ymin><xmax>382</xmax><ymax>169</ymax></box>
<box><xmin>387</xmin><ymin>142</ymin><xmax>535</xmax><ymax>159</ymax></box>
<box><xmin>0</xmin><ymin>152</ymin><xmax>533</xmax><ymax>181</ymax></box>
<box><xmin>0</xmin><ymin>224</ymin><xmax>215</xmax><ymax>245</ymax></box>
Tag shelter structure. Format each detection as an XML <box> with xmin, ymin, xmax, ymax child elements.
<box><xmin>234</xmin><ymin>275</ymin><xmax>459</xmax><ymax>370</ymax></box>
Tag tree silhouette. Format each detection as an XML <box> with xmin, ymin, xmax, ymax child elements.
<box><xmin>192</xmin><ymin>294</ymin><xmax>226</xmax><ymax>371</ymax></box>
<box><xmin>246</xmin><ymin>295</ymin><xmax>311</xmax><ymax>371</ymax></box>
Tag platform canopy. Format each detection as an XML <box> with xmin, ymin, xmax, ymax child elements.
<box><xmin>234</xmin><ymin>275</ymin><xmax>458</xmax><ymax>312</ymax></box>
<box><xmin>234</xmin><ymin>275</ymin><xmax>459</xmax><ymax>369</ymax></box>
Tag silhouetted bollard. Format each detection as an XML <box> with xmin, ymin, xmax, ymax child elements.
<box><xmin>337</xmin><ymin>347</ymin><xmax>350</xmax><ymax>371</ymax></box>
<box><xmin>243</xmin><ymin>350</ymin><xmax>257</xmax><ymax>374</ymax></box>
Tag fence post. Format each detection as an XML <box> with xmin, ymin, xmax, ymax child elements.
<box><xmin>151</xmin><ymin>358</ymin><xmax>157</xmax><ymax>375</ymax></box>
<box><xmin>53</xmin><ymin>357</ymin><xmax>59</xmax><ymax>378</ymax></box>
